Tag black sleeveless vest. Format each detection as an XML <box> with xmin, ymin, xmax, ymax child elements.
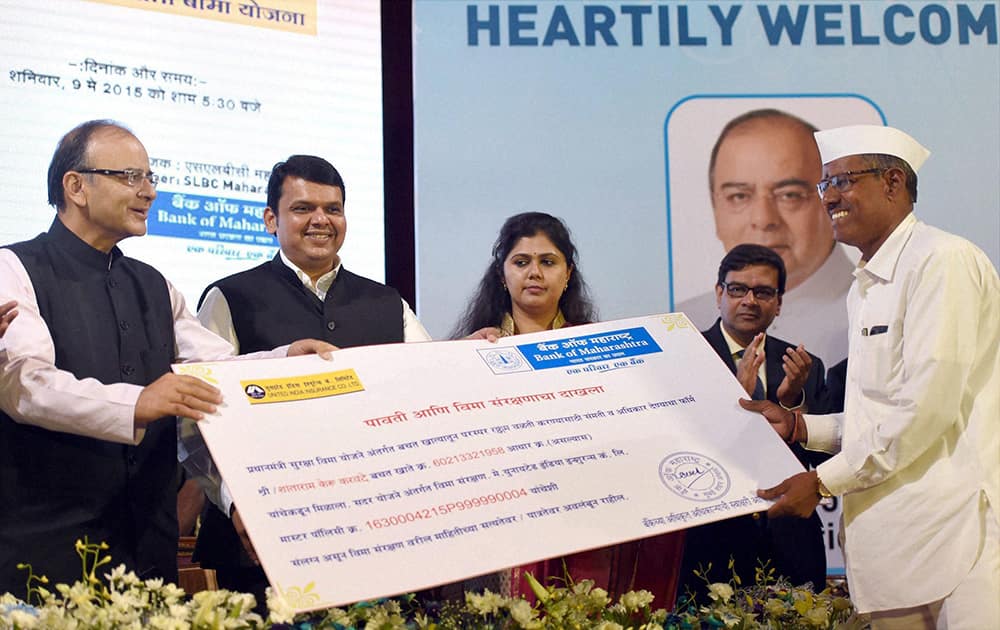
<box><xmin>0</xmin><ymin>219</ymin><xmax>178</xmax><ymax>594</ymax></box>
<box><xmin>201</xmin><ymin>255</ymin><xmax>404</xmax><ymax>351</ymax></box>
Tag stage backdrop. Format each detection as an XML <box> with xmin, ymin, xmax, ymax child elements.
<box><xmin>413</xmin><ymin>0</ymin><xmax>1000</xmax><ymax>575</ymax></box>
<box><xmin>413</xmin><ymin>0</ymin><xmax>999</xmax><ymax>334</ymax></box>
<box><xmin>1</xmin><ymin>0</ymin><xmax>386</xmax><ymax>308</ymax></box>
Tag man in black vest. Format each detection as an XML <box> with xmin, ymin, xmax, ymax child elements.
<box><xmin>186</xmin><ymin>154</ymin><xmax>431</xmax><ymax>601</ymax></box>
<box><xmin>677</xmin><ymin>244</ymin><xmax>828</xmax><ymax>601</ymax></box>
<box><xmin>0</xmin><ymin>121</ymin><xmax>332</xmax><ymax>596</ymax></box>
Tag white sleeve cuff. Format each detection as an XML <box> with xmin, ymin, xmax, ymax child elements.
<box><xmin>803</xmin><ymin>413</ymin><xmax>841</xmax><ymax>453</ymax></box>
<box><xmin>816</xmin><ymin>454</ymin><xmax>856</xmax><ymax>497</ymax></box>
<box><xmin>221</xmin><ymin>481</ymin><xmax>234</xmax><ymax>516</ymax></box>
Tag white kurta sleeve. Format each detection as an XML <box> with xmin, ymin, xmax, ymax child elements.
<box><xmin>803</xmin><ymin>412</ymin><xmax>843</xmax><ymax>454</ymax></box>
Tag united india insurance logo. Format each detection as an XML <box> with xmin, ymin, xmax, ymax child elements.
<box><xmin>244</xmin><ymin>383</ymin><xmax>266</xmax><ymax>400</ymax></box>
<box><xmin>659</xmin><ymin>451</ymin><xmax>730</xmax><ymax>501</ymax></box>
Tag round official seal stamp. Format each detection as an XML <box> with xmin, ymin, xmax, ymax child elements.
<box><xmin>244</xmin><ymin>384</ymin><xmax>266</xmax><ymax>400</ymax></box>
<box><xmin>481</xmin><ymin>348</ymin><xmax>526</xmax><ymax>373</ymax></box>
<box><xmin>658</xmin><ymin>451</ymin><xmax>730</xmax><ymax>501</ymax></box>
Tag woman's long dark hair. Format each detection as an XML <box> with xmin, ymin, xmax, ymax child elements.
<box><xmin>451</xmin><ymin>212</ymin><xmax>596</xmax><ymax>338</ymax></box>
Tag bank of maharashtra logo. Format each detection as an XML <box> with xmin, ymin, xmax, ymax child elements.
<box><xmin>244</xmin><ymin>384</ymin><xmax>266</xmax><ymax>400</ymax></box>
<box><xmin>478</xmin><ymin>347</ymin><xmax>531</xmax><ymax>374</ymax></box>
<box><xmin>659</xmin><ymin>451</ymin><xmax>730</xmax><ymax>501</ymax></box>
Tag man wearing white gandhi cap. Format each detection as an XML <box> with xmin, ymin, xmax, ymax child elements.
<box><xmin>741</xmin><ymin>124</ymin><xmax>999</xmax><ymax>629</ymax></box>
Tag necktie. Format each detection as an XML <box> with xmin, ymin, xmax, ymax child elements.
<box><xmin>734</xmin><ymin>350</ymin><xmax>766</xmax><ymax>400</ymax></box>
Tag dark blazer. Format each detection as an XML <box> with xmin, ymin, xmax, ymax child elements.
<box><xmin>678</xmin><ymin>319</ymin><xmax>828</xmax><ymax>600</ymax></box>
<box><xmin>816</xmin><ymin>358</ymin><xmax>848</xmax><ymax>414</ymax></box>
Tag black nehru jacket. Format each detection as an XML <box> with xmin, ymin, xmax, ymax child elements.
<box><xmin>0</xmin><ymin>219</ymin><xmax>178</xmax><ymax>594</ymax></box>
<box><xmin>200</xmin><ymin>254</ymin><xmax>404</xmax><ymax>351</ymax></box>
<box><xmin>192</xmin><ymin>254</ymin><xmax>405</xmax><ymax>594</ymax></box>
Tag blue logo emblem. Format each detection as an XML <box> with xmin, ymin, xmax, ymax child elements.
<box><xmin>478</xmin><ymin>347</ymin><xmax>532</xmax><ymax>374</ymax></box>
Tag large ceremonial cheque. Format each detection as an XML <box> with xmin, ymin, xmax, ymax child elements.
<box><xmin>176</xmin><ymin>314</ymin><xmax>805</xmax><ymax>613</ymax></box>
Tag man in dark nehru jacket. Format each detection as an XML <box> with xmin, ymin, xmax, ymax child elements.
<box><xmin>678</xmin><ymin>244</ymin><xmax>828</xmax><ymax>601</ymax></box>
<box><xmin>0</xmin><ymin>121</ymin><xmax>332</xmax><ymax>596</ymax></box>
<box><xmin>184</xmin><ymin>154</ymin><xmax>431</xmax><ymax>600</ymax></box>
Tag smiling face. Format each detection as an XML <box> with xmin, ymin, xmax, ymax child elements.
<box><xmin>502</xmin><ymin>233</ymin><xmax>572</xmax><ymax>324</ymax></box>
<box><xmin>715</xmin><ymin>263</ymin><xmax>783</xmax><ymax>346</ymax></box>
<box><xmin>711</xmin><ymin>117</ymin><xmax>833</xmax><ymax>291</ymax></box>
<box><xmin>264</xmin><ymin>176</ymin><xmax>346</xmax><ymax>280</ymax></box>
<box><xmin>61</xmin><ymin>127</ymin><xmax>156</xmax><ymax>252</ymax></box>
<box><xmin>820</xmin><ymin>155</ymin><xmax>908</xmax><ymax>261</ymax></box>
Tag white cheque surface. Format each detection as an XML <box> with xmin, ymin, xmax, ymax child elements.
<box><xmin>176</xmin><ymin>314</ymin><xmax>804</xmax><ymax>612</ymax></box>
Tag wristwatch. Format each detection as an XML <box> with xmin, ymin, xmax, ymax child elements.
<box><xmin>816</xmin><ymin>475</ymin><xmax>834</xmax><ymax>506</ymax></box>
<box><xmin>817</xmin><ymin>479</ymin><xmax>832</xmax><ymax>498</ymax></box>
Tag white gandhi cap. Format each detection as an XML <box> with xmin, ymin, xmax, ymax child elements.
<box><xmin>814</xmin><ymin>125</ymin><xmax>931</xmax><ymax>172</ymax></box>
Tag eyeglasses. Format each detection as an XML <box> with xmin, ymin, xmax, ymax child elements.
<box><xmin>720</xmin><ymin>281</ymin><xmax>779</xmax><ymax>301</ymax></box>
<box><xmin>77</xmin><ymin>168</ymin><xmax>159</xmax><ymax>188</ymax></box>
<box><xmin>816</xmin><ymin>168</ymin><xmax>881</xmax><ymax>196</ymax></box>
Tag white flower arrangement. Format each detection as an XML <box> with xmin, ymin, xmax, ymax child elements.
<box><xmin>1</xmin><ymin>541</ymin><xmax>865</xmax><ymax>629</ymax></box>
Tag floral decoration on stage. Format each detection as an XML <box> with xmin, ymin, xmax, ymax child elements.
<box><xmin>1</xmin><ymin>541</ymin><xmax>866</xmax><ymax>629</ymax></box>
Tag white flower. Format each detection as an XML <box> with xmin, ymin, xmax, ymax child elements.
<box><xmin>108</xmin><ymin>588</ymin><xmax>144</xmax><ymax>612</ymax></box>
<box><xmin>225</xmin><ymin>591</ymin><xmax>257</xmax><ymax>616</ymax></box>
<box><xmin>144</xmin><ymin>577</ymin><xmax>165</xmax><ymax>590</ymax></box>
<box><xmin>167</xmin><ymin>602</ymin><xmax>190</xmax><ymax>620</ymax></box>
<box><xmin>466</xmin><ymin>590</ymin><xmax>505</xmax><ymax>616</ymax></box>
<box><xmin>190</xmin><ymin>589</ymin><xmax>235</xmax><ymax>628</ymax></box>
<box><xmin>325</xmin><ymin>608</ymin><xmax>352</xmax><ymax>625</ymax></box>
<box><xmin>62</xmin><ymin>581</ymin><xmax>98</xmax><ymax>614</ymax></box>
<box><xmin>8</xmin><ymin>608</ymin><xmax>40</xmax><ymax>628</ymax></box>
<box><xmin>706</xmin><ymin>582</ymin><xmax>734</xmax><ymax>603</ymax></box>
<box><xmin>587</xmin><ymin>587</ymin><xmax>611</xmax><ymax>609</ymax></box>
<box><xmin>571</xmin><ymin>579</ymin><xmax>597</xmax><ymax>595</ymax></box>
<box><xmin>106</xmin><ymin>564</ymin><xmax>141</xmax><ymax>589</ymax></box>
<box><xmin>265</xmin><ymin>588</ymin><xmax>296</xmax><ymax>624</ymax></box>
<box><xmin>508</xmin><ymin>598</ymin><xmax>538</xmax><ymax>627</ymax></box>
<box><xmin>620</xmin><ymin>589</ymin><xmax>655</xmax><ymax>611</ymax></box>
<box><xmin>146</xmin><ymin>614</ymin><xmax>189</xmax><ymax>630</ymax></box>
